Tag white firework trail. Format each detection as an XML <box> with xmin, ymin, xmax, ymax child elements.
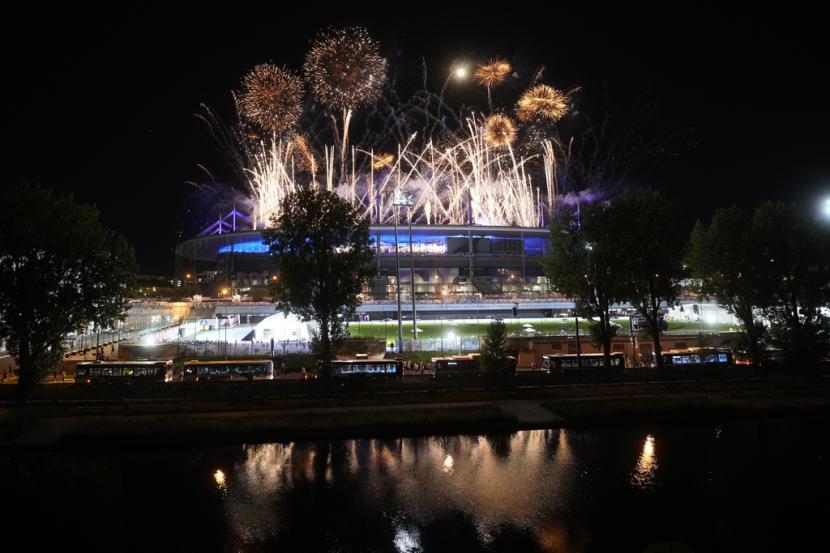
<box><xmin>246</xmin><ymin>116</ymin><xmax>558</xmax><ymax>229</ymax></box>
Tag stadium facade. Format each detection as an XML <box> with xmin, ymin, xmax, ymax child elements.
<box><xmin>174</xmin><ymin>224</ymin><xmax>572</xmax><ymax>320</ymax></box>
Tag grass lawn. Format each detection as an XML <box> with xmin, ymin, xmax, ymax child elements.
<box><xmin>348</xmin><ymin>318</ymin><xmax>737</xmax><ymax>340</ymax></box>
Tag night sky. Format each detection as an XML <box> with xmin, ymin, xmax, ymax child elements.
<box><xmin>6</xmin><ymin>7</ymin><xmax>829</xmax><ymax>275</ymax></box>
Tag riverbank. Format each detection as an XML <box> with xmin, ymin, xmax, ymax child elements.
<box><xmin>2</xmin><ymin>378</ymin><xmax>829</xmax><ymax>449</ymax></box>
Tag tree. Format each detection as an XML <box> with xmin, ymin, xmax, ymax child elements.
<box><xmin>480</xmin><ymin>319</ymin><xmax>511</xmax><ymax>373</ymax></box>
<box><xmin>614</xmin><ymin>189</ymin><xmax>686</xmax><ymax>369</ymax></box>
<box><xmin>263</xmin><ymin>188</ymin><xmax>373</xmax><ymax>376</ymax></box>
<box><xmin>752</xmin><ymin>203</ymin><xmax>830</xmax><ymax>368</ymax></box>
<box><xmin>541</xmin><ymin>202</ymin><xmax>625</xmax><ymax>368</ymax></box>
<box><xmin>0</xmin><ymin>184</ymin><xmax>137</xmax><ymax>390</ymax></box>
<box><xmin>686</xmin><ymin>206</ymin><xmax>776</xmax><ymax>366</ymax></box>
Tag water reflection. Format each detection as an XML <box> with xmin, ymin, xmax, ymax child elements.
<box><xmin>393</xmin><ymin>524</ymin><xmax>422</xmax><ymax>553</ymax></box>
<box><xmin>213</xmin><ymin>468</ymin><xmax>227</xmax><ymax>492</ymax></box>
<box><xmin>631</xmin><ymin>434</ymin><xmax>658</xmax><ymax>490</ymax></box>
<box><xmin>3</xmin><ymin>418</ymin><xmax>828</xmax><ymax>551</ymax></box>
<box><xmin>442</xmin><ymin>454</ymin><xmax>454</xmax><ymax>473</ymax></box>
<box><xmin>214</xmin><ymin>429</ymin><xmax>581</xmax><ymax>548</ymax></box>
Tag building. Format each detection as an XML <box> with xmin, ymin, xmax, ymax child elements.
<box><xmin>174</xmin><ymin>224</ymin><xmax>570</xmax><ymax>320</ymax></box>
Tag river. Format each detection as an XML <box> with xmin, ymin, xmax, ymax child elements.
<box><xmin>2</xmin><ymin>416</ymin><xmax>827</xmax><ymax>552</ymax></box>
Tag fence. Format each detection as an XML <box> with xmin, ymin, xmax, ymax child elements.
<box><xmin>176</xmin><ymin>340</ymin><xmax>311</xmax><ymax>358</ymax></box>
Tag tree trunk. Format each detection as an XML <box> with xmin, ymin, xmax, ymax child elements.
<box><xmin>736</xmin><ymin>307</ymin><xmax>762</xmax><ymax>368</ymax></box>
<box><xmin>789</xmin><ymin>295</ymin><xmax>801</xmax><ymax>373</ymax></box>
<box><xmin>653</xmin><ymin>329</ymin><xmax>663</xmax><ymax>371</ymax></box>
<box><xmin>16</xmin><ymin>335</ymin><xmax>38</xmax><ymax>397</ymax></box>
<box><xmin>652</xmin><ymin>304</ymin><xmax>664</xmax><ymax>371</ymax></box>
<box><xmin>602</xmin><ymin>312</ymin><xmax>612</xmax><ymax>370</ymax></box>
<box><xmin>319</xmin><ymin>315</ymin><xmax>331</xmax><ymax>377</ymax></box>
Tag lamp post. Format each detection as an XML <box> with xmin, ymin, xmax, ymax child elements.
<box><xmin>393</xmin><ymin>193</ymin><xmax>404</xmax><ymax>354</ymax></box>
<box><xmin>393</xmin><ymin>192</ymin><xmax>415</xmax><ymax>355</ymax></box>
<box><xmin>698</xmin><ymin>302</ymin><xmax>704</xmax><ymax>379</ymax></box>
<box><xmin>407</xmin><ymin>202</ymin><xmax>417</xmax><ymax>345</ymax></box>
<box><xmin>440</xmin><ymin>316</ymin><xmax>444</xmax><ymax>354</ymax></box>
<box><xmin>574</xmin><ymin>313</ymin><xmax>582</xmax><ymax>374</ymax></box>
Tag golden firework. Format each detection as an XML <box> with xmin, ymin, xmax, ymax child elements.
<box><xmin>238</xmin><ymin>64</ymin><xmax>304</xmax><ymax>134</ymax></box>
<box><xmin>292</xmin><ymin>134</ymin><xmax>317</xmax><ymax>174</ymax></box>
<box><xmin>517</xmin><ymin>84</ymin><xmax>569</xmax><ymax>123</ymax></box>
<box><xmin>474</xmin><ymin>59</ymin><xmax>511</xmax><ymax>88</ymax></box>
<box><xmin>371</xmin><ymin>152</ymin><xmax>395</xmax><ymax>170</ymax></box>
<box><xmin>483</xmin><ymin>114</ymin><xmax>517</xmax><ymax>148</ymax></box>
<box><xmin>303</xmin><ymin>26</ymin><xmax>387</xmax><ymax>110</ymax></box>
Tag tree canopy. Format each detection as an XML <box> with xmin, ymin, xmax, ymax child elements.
<box><xmin>542</xmin><ymin>201</ymin><xmax>625</xmax><ymax>368</ymax></box>
<box><xmin>687</xmin><ymin>202</ymin><xmax>830</xmax><ymax>367</ymax></box>
<box><xmin>263</xmin><ymin>188</ymin><xmax>373</xmax><ymax>375</ymax></box>
<box><xmin>480</xmin><ymin>319</ymin><xmax>512</xmax><ymax>373</ymax></box>
<box><xmin>0</xmin><ymin>184</ymin><xmax>137</xmax><ymax>389</ymax></box>
<box><xmin>752</xmin><ymin>203</ymin><xmax>830</xmax><ymax>367</ymax></box>
<box><xmin>614</xmin><ymin>189</ymin><xmax>687</xmax><ymax>368</ymax></box>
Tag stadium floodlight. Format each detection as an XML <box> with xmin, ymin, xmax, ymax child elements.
<box><xmin>393</xmin><ymin>192</ymin><xmax>415</xmax><ymax>354</ymax></box>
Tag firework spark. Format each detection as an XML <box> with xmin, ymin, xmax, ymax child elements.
<box><xmin>303</xmin><ymin>27</ymin><xmax>387</xmax><ymax>111</ymax></box>
<box><xmin>371</xmin><ymin>152</ymin><xmax>395</xmax><ymax>170</ymax></box>
<box><xmin>482</xmin><ymin>114</ymin><xmax>517</xmax><ymax>149</ymax></box>
<box><xmin>517</xmin><ymin>84</ymin><xmax>569</xmax><ymax>123</ymax></box>
<box><xmin>208</xmin><ymin>33</ymin><xmax>576</xmax><ymax>231</ymax></box>
<box><xmin>292</xmin><ymin>134</ymin><xmax>318</xmax><ymax>175</ymax></box>
<box><xmin>238</xmin><ymin>64</ymin><xmax>304</xmax><ymax>134</ymax></box>
<box><xmin>474</xmin><ymin>59</ymin><xmax>511</xmax><ymax>88</ymax></box>
<box><xmin>248</xmin><ymin>117</ymin><xmax>552</xmax><ymax>229</ymax></box>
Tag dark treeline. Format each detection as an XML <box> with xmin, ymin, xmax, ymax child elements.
<box><xmin>543</xmin><ymin>189</ymin><xmax>830</xmax><ymax>370</ymax></box>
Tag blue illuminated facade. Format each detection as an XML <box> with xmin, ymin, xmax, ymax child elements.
<box><xmin>176</xmin><ymin>225</ymin><xmax>552</xmax><ymax>300</ymax></box>
<box><xmin>216</xmin><ymin>230</ymin><xmax>549</xmax><ymax>257</ymax></box>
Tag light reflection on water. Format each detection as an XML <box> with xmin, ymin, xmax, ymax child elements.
<box><xmin>221</xmin><ymin>430</ymin><xmax>582</xmax><ymax>548</ymax></box>
<box><xmin>3</xmin><ymin>418</ymin><xmax>829</xmax><ymax>551</ymax></box>
<box><xmin>631</xmin><ymin>434</ymin><xmax>659</xmax><ymax>490</ymax></box>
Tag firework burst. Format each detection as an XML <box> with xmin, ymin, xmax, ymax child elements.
<box><xmin>474</xmin><ymin>59</ymin><xmax>511</xmax><ymax>88</ymax></box>
<box><xmin>371</xmin><ymin>152</ymin><xmax>395</xmax><ymax>170</ymax></box>
<box><xmin>204</xmin><ymin>32</ymin><xmax>578</xmax><ymax>231</ymax></box>
<box><xmin>303</xmin><ymin>26</ymin><xmax>387</xmax><ymax>111</ymax></box>
<box><xmin>238</xmin><ymin>64</ymin><xmax>304</xmax><ymax>134</ymax></box>
<box><xmin>482</xmin><ymin>114</ymin><xmax>517</xmax><ymax>149</ymax></box>
<box><xmin>248</xmin><ymin>117</ymin><xmax>554</xmax><ymax>229</ymax></box>
<box><xmin>517</xmin><ymin>84</ymin><xmax>570</xmax><ymax>123</ymax></box>
<box><xmin>292</xmin><ymin>134</ymin><xmax>318</xmax><ymax>175</ymax></box>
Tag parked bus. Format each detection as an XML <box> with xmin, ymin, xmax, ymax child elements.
<box><xmin>541</xmin><ymin>352</ymin><xmax>626</xmax><ymax>372</ymax></box>
<box><xmin>431</xmin><ymin>353</ymin><xmax>516</xmax><ymax>378</ymax></box>
<box><xmin>431</xmin><ymin>354</ymin><xmax>481</xmax><ymax>378</ymax></box>
<box><xmin>182</xmin><ymin>359</ymin><xmax>274</xmax><ymax>381</ymax></box>
<box><xmin>75</xmin><ymin>360</ymin><xmax>173</xmax><ymax>383</ymax></box>
<box><xmin>329</xmin><ymin>359</ymin><xmax>403</xmax><ymax>377</ymax></box>
<box><xmin>658</xmin><ymin>348</ymin><xmax>733</xmax><ymax>368</ymax></box>
<box><xmin>734</xmin><ymin>349</ymin><xmax>785</xmax><ymax>366</ymax></box>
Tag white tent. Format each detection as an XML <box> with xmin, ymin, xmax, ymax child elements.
<box><xmin>254</xmin><ymin>313</ymin><xmax>311</xmax><ymax>342</ymax></box>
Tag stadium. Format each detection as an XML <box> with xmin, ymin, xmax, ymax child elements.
<box><xmin>174</xmin><ymin>211</ymin><xmax>572</xmax><ymax>322</ymax></box>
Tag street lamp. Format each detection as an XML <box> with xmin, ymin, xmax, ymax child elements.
<box><xmin>440</xmin><ymin>316</ymin><xmax>444</xmax><ymax>354</ymax></box>
<box><xmin>393</xmin><ymin>191</ymin><xmax>415</xmax><ymax>355</ymax></box>
<box><xmin>383</xmin><ymin>318</ymin><xmax>391</xmax><ymax>351</ymax></box>
<box><xmin>574</xmin><ymin>312</ymin><xmax>582</xmax><ymax>373</ymax></box>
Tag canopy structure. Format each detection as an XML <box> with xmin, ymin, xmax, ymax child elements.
<box><xmin>254</xmin><ymin>313</ymin><xmax>311</xmax><ymax>342</ymax></box>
